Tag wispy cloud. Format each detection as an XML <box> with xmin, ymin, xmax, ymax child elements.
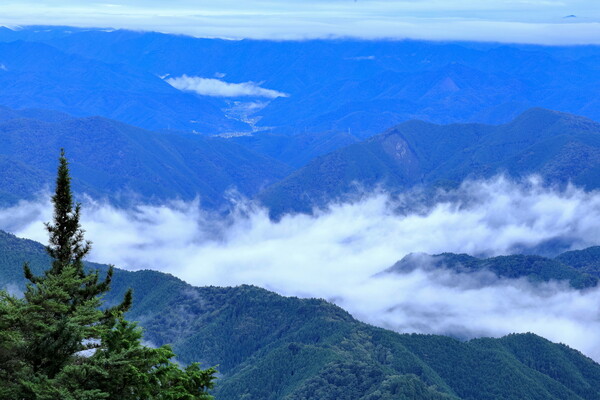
<box><xmin>0</xmin><ymin>0</ymin><xmax>599</xmax><ymax>44</ymax></box>
<box><xmin>3</xmin><ymin>176</ymin><xmax>600</xmax><ymax>359</ymax></box>
<box><xmin>166</xmin><ymin>75</ymin><xmax>288</xmax><ymax>98</ymax></box>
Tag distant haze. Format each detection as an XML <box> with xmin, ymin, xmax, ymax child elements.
<box><xmin>3</xmin><ymin>176</ymin><xmax>600</xmax><ymax>361</ymax></box>
<box><xmin>0</xmin><ymin>0</ymin><xmax>600</xmax><ymax>44</ymax></box>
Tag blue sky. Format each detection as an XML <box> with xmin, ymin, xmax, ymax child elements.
<box><xmin>1</xmin><ymin>0</ymin><xmax>600</xmax><ymax>44</ymax></box>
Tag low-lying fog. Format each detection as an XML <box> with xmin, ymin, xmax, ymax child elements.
<box><xmin>3</xmin><ymin>176</ymin><xmax>600</xmax><ymax>360</ymax></box>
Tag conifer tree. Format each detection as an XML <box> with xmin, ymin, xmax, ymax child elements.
<box><xmin>0</xmin><ymin>290</ymin><xmax>24</xmax><ymax>398</ymax></box>
<box><xmin>0</xmin><ymin>149</ymin><xmax>216</xmax><ymax>399</ymax></box>
<box><xmin>20</xmin><ymin>150</ymin><xmax>130</xmax><ymax>383</ymax></box>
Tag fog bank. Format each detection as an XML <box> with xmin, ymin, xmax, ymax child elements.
<box><xmin>2</xmin><ymin>176</ymin><xmax>600</xmax><ymax>359</ymax></box>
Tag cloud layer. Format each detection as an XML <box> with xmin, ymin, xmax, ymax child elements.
<box><xmin>1</xmin><ymin>0</ymin><xmax>600</xmax><ymax>44</ymax></box>
<box><xmin>166</xmin><ymin>75</ymin><xmax>288</xmax><ymax>98</ymax></box>
<box><xmin>3</xmin><ymin>176</ymin><xmax>600</xmax><ymax>360</ymax></box>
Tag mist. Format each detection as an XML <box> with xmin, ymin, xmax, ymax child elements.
<box><xmin>3</xmin><ymin>176</ymin><xmax>600</xmax><ymax>360</ymax></box>
<box><xmin>166</xmin><ymin>75</ymin><xmax>289</xmax><ymax>98</ymax></box>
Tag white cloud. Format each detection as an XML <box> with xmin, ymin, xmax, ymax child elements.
<box><xmin>166</xmin><ymin>75</ymin><xmax>288</xmax><ymax>98</ymax></box>
<box><xmin>0</xmin><ymin>0</ymin><xmax>600</xmax><ymax>44</ymax></box>
<box><xmin>4</xmin><ymin>176</ymin><xmax>600</xmax><ymax>360</ymax></box>
<box><xmin>349</xmin><ymin>266</ymin><xmax>600</xmax><ymax>362</ymax></box>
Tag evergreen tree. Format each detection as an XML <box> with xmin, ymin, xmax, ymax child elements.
<box><xmin>0</xmin><ymin>150</ymin><xmax>216</xmax><ymax>399</ymax></box>
<box><xmin>0</xmin><ymin>289</ymin><xmax>24</xmax><ymax>398</ymax></box>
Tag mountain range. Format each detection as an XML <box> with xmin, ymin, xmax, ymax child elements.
<box><xmin>2</xmin><ymin>230</ymin><xmax>600</xmax><ymax>399</ymax></box>
<box><xmin>2</xmin><ymin>25</ymin><xmax>600</xmax><ymax>399</ymax></box>
<box><xmin>0</xmin><ymin>108</ymin><xmax>290</xmax><ymax>207</ymax></box>
<box><xmin>1</xmin><ymin>106</ymin><xmax>600</xmax><ymax>217</ymax></box>
<box><xmin>260</xmin><ymin>108</ymin><xmax>600</xmax><ymax>215</ymax></box>
<box><xmin>0</xmin><ymin>38</ymin><xmax>244</xmax><ymax>134</ymax></box>
<box><xmin>0</xmin><ymin>27</ymin><xmax>599</xmax><ymax>138</ymax></box>
<box><xmin>383</xmin><ymin>252</ymin><xmax>599</xmax><ymax>290</ymax></box>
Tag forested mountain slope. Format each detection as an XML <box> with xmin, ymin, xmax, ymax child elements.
<box><xmin>384</xmin><ymin>252</ymin><xmax>600</xmax><ymax>289</ymax></box>
<box><xmin>231</xmin><ymin>129</ymin><xmax>360</xmax><ymax>168</ymax></box>
<box><xmin>0</xmin><ymin>109</ymin><xmax>291</xmax><ymax>207</ymax></box>
<box><xmin>556</xmin><ymin>247</ymin><xmax>600</xmax><ymax>277</ymax></box>
<box><xmin>2</xmin><ymin>230</ymin><xmax>600</xmax><ymax>399</ymax></box>
<box><xmin>260</xmin><ymin>108</ymin><xmax>600</xmax><ymax>215</ymax></box>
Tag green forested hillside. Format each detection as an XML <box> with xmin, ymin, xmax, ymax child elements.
<box><xmin>0</xmin><ymin>112</ymin><xmax>291</xmax><ymax>207</ymax></box>
<box><xmin>555</xmin><ymin>247</ymin><xmax>600</xmax><ymax>277</ymax></box>
<box><xmin>260</xmin><ymin>108</ymin><xmax>600</xmax><ymax>215</ymax></box>
<box><xmin>385</xmin><ymin>252</ymin><xmax>599</xmax><ymax>289</ymax></box>
<box><xmin>3</xmin><ymin>106</ymin><xmax>600</xmax><ymax>217</ymax></box>
<box><xmin>2</xmin><ymin>230</ymin><xmax>600</xmax><ymax>399</ymax></box>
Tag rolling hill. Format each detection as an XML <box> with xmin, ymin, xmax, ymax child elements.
<box><xmin>231</xmin><ymin>129</ymin><xmax>360</xmax><ymax>168</ymax></box>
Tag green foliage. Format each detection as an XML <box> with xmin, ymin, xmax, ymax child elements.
<box><xmin>2</xmin><ymin>229</ymin><xmax>600</xmax><ymax>398</ymax></box>
<box><xmin>290</xmin><ymin>362</ymin><xmax>457</xmax><ymax>400</ymax></box>
<box><xmin>387</xmin><ymin>252</ymin><xmax>599</xmax><ymax>289</ymax></box>
<box><xmin>0</xmin><ymin>150</ymin><xmax>216</xmax><ymax>398</ymax></box>
<box><xmin>64</xmin><ymin>317</ymin><xmax>216</xmax><ymax>400</ymax></box>
<box><xmin>555</xmin><ymin>246</ymin><xmax>600</xmax><ymax>278</ymax></box>
<box><xmin>0</xmin><ymin>290</ymin><xmax>24</xmax><ymax>398</ymax></box>
<box><xmin>4</xmin><ymin>188</ymin><xmax>600</xmax><ymax>398</ymax></box>
<box><xmin>191</xmin><ymin>285</ymin><xmax>600</xmax><ymax>400</ymax></box>
<box><xmin>44</xmin><ymin>149</ymin><xmax>91</xmax><ymax>274</ymax></box>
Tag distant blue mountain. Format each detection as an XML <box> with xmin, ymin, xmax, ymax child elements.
<box><xmin>260</xmin><ymin>108</ymin><xmax>600</xmax><ymax>215</ymax></box>
<box><xmin>2</xmin><ymin>27</ymin><xmax>600</xmax><ymax>215</ymax></box>
<box><xmin>1</xmin><ymin>104</ymin><xmax>598</xmax><ymax>218</ymax></box>
<box><xmin>1</xmin><ymin>26</ymin><xmax>598</xmax><ymax>139</ymax></box>
<box><xmin>0</xmin><ymin>105</ymin><xmax>73</xmax><ymax>123</ymax></box>
<box><xmin>384</xmin><ymin>251</ymin><xmax>599</xmax><ymax>289</ymax></box>
<box><xmin>2</xmin><ymin>106</ymin><xmax>598</xmax><ymax>216</ymax></box>
<box><xmin>0</xmin><ymin>39</ymin><xmax>246</xmax><ymax>134</ymax></box>
<box><xmin>0</xmin><ymin>107</ymin><xmax>290</xmax><ymax>207</ymax></box>
<box><xmin>232</xmin><ymin>129</ymin><xmax>360</xmax><ymax>168</ymax></box>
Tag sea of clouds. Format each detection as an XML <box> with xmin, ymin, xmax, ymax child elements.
<box><xmin>2</xmin><ymin>176</ymin><xmax>600</xmax><ymax>360</ymax></box>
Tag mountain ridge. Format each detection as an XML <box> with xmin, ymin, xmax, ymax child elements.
<box><xmin>0</xmin><ymin>109</ymin><xmax>291</xmax><ymax>208</ymax></box>
<box><xmin>383</xmin><ymin>251</ymin><xmax>599</xmax><ymax>290</ymax></box>
<box><xmin>0</xmin><ymin>39</ymin><xmax>247</xmax><ymax>133</ymax></box>
<box><xmin>260</xmin><ymin>108</ymin><xmax>600</xmax><ymax>216</ymax></box>
<box><xmin>2</xmin><ymin>26</ymin><xmax>600</xmax><ymax>138</ymax></box>
<box><xmin>2</xmin><ymin>230</ymin><xmax>600</xmax><ymax>399</ymax></box>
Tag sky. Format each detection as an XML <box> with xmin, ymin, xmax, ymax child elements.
<box><xmin>1</xmin><ymin>0</ymin><xmax>600</xmax><ymax>44</ymax></box>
